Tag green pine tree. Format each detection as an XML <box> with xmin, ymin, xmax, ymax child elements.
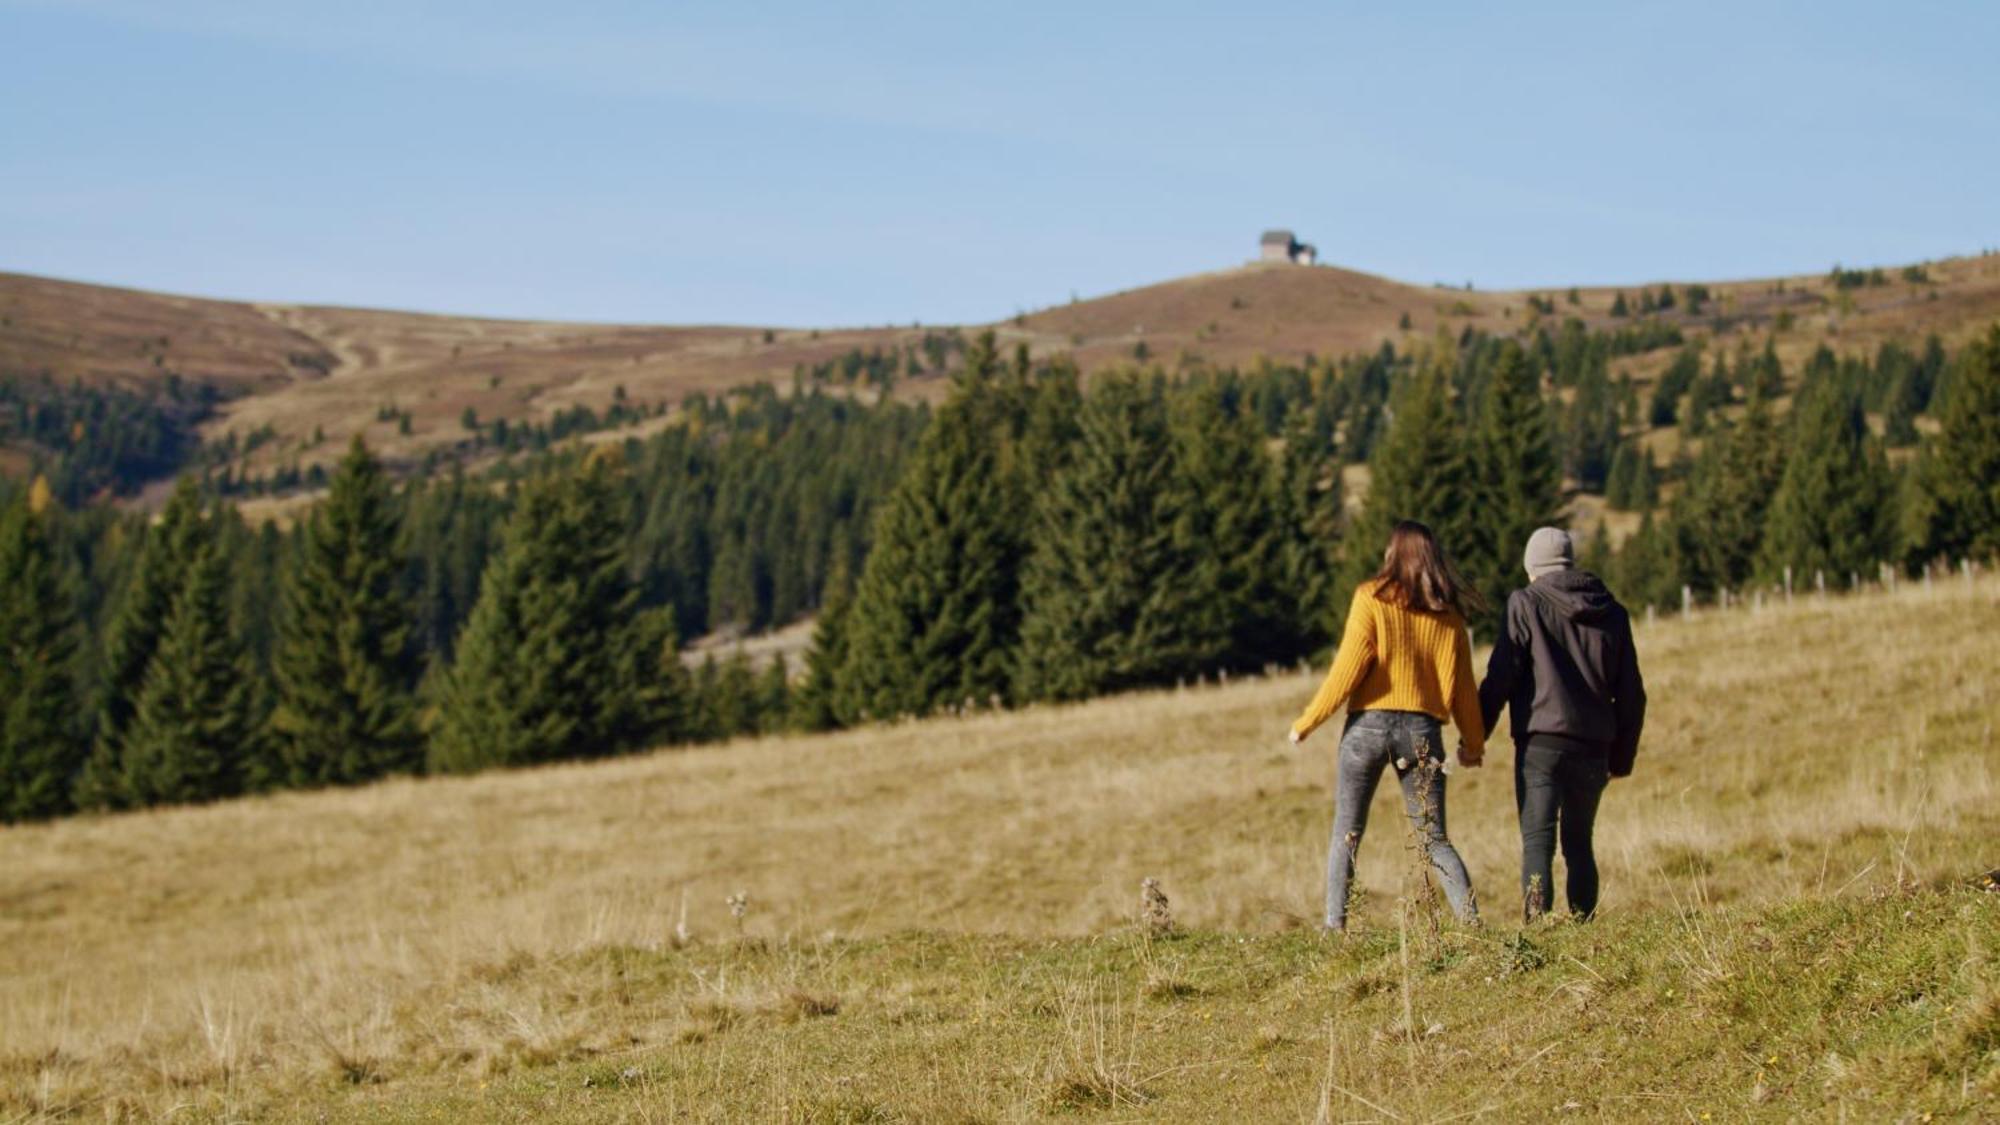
<box><xmin>1339</xmin><ymin>365</ymin><xmax>1480</xmax><ymax>620</ymax></box>
<box><xmin>1166</xmin><ymin>381</ymin><xmax>1288</xmax><ymax>670</ymax></box>
<box><xmin>1607</xmin><ymin>511</ymin><xmax>1682</xmax><ymax>611</ymax></box>
<box><xmin>1909</xmin><ymin>324</ymin><xmax>2000</xmax><ymax>563</ymax></box>
<box><xmin>270</xmin><ymin>438</ymin><xmax>421</xmax><ymax>787</ymax></box>
<box><xmin>1748</xmin><ymin>339</ymin><xmax>1786</xmax><ymax>399</ymax></box>
<box><xmin>1016</xmin><ymin>375</ymin><xmax>1206</xmax><ymax>701</ymax></box>
<box><xmin>117</xmin><ymin>537</ymin><xmax>257</xmax><ymax>806</ymax></box>
<box><xmin>0</xmin><ymin>496</ymin><xmax>84</xmax><ymax>822</ymax></box>
<box><xmin>756</xmin><ymin>655</ymin><xmax>791</xmax><ymax>735</ymax></box>
<box><xmin>1604</xmin><ymin>444</ymin><xmax>1638</xmax><ymax>510</ymax></box>
<box><xmin>837</xmin><ymin>379</ymin><xmax>1026</xmax><ymax>720</ymax></box>
<box><xmin>1469</xmin><ymin>341</ymin><xmax>1563</xmax><ymax>620</ymax></box>
<box><xmin>708</xmin><ymin>652</ymin><xmax>760</xmax><ymax>738</ymax></box>
<box><xmin>791</xmin><ymin>581</ymin><xmax>853</xmax><ymax>732</ymax></box>
<box><xmin>1756</xmin><ymin>380</ymin><xmax>1897</xmax><ymax>582</ymax></box>
<box><xmin>1672</xmin><ymin>393</ymin><xmax>1786</xmax><ymax>594</ymax></box>
<box><xmin>1273</xmin><ymin>407</ymin><xmax>1346</xmax><ymax>650</ymax></box>
<box><xmin>75</xmin><ymin>478</ymin><xmax>212</xmax><ymax>809</ymax></box>
<box><xmin>1605</xmin><ymin>442</ymin><xmax>1658</xmax><ymax>511</ymax></box>
<box><xmin>1563</xmin><ymin>361</ymin><xmax>1621</xmax><ymax>492</ymax></box>
<box><xmin>430</xmin><ymin>456</ymin><xmax>688</xmax><ymax>773</ymax></box>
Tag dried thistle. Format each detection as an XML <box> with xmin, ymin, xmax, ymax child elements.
<box><xmin>1402</xmin><ymin>752</ymin><xmax>1445</xmax><ymax>951</ymax></box>
<box><xmin>725</xmin><ymin>890</ymin><xmax>749</xmax><ymax>936</ymax></box>
<box><xmin>1139</xmin><ymin>878</ymin><xmax>1174</xmax><ymax>937</ymax></box>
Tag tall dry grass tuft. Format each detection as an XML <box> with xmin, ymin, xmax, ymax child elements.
<box><xmin>1040</xmin><ymin>979</ymin><xmax>1151</xmax><ymax>1111</ymax></box>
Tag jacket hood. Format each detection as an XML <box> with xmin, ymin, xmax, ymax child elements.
<box><xmin>1526</xmin><ymin>568</ymin><xmax>1618</xmax><ymax>622</ymax></box>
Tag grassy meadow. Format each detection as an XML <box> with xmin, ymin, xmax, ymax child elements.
<box><xmin>3</xmin><ymin>575</ymin><xmax>1997</xmax><ymax>1121</ymax></box>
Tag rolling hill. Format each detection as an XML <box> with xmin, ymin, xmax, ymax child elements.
<box><xmin>6</xmin><ymin>250</ymin><xmax>2000</xmax><ymax>485</ymax></box>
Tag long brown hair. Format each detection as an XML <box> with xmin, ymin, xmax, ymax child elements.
<box><xmin>1371</xmin><ymin>520</ymin><xmax>1485</xmax><ymax>619</ymax></box>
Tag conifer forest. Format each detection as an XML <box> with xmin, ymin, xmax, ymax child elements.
<box><xmin>4</xmin><ymin>317</ymin><xmax>1999</xmax><ymax>822</ymax></box>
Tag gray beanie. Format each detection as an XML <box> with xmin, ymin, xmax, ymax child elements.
<box><xmin>1523</xmin><ymin>526</ymin><xmax>1574</xmax><ymax>581</ymax></box>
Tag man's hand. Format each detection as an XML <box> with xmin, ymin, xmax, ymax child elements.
<box><xmin>1456</xmin><ymin>741</ymin><xmax>1483</xmax><ymax>769</ymax></box>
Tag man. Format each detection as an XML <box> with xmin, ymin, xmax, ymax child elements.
<box><xmin>1478</xmin><ymin>527</ymin><xmax>1646</xmax><ymax>921</ymax></box>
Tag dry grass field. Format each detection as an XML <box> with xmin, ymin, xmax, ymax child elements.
<box><xmin>8</xmin><ymin>251</ymin><xmax>2000</xmax><ymax>485</ymax></box>
<box><xmin>3</xmin><ymin>573</ymin><xmax>1996</xmax><ymax>1121</ymax></box>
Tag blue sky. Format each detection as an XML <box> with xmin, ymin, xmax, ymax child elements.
<box><xmin>2</xmin><ymin>1</ymin><xmax>1994</xmax><ymax>326</ymax></box>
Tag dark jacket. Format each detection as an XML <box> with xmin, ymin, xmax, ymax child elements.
<box><xmin>1478</xmin><ymin>569</ymin><xmax>1647</xmax><ymax>776</ymax></box>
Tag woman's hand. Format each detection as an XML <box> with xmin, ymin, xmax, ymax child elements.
<box><xmin>1287</xmin><ymin>728</ymin><xmax>1303</xmax><ymax>746</ymax></box>
<box><xmin>1456</xmin><ymin>740</ymin><xmax>1482</xmax><ymax>769</ymax></box>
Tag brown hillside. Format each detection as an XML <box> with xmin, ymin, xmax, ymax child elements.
<box><xmin>996</xmin><ymin>261</ymin><xmax>1489</xmax><ymax>367</ymax></box>
<box><xmin>5</xmin><ymin>252</ymin><xmax>2000</xmax><ymax>479</ymax></box>
<box><xmin>0</xmin><ymin>271</ymin><xmax>334</xmax><ymax>391</ymax></box>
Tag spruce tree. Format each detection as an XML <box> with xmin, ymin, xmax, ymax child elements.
<box><xmin>1605</xmin><ymin>443</ymin><xmax>1638</xmax><ymax>510</ymax></box>
<box><xmin>1684</xmin><ymin>351</ymin><xmax>1733</xmax><ymax>439</ymax></box>
<box><xmin>1339</xmin><ymin>366</ymin><xmax>1479</xmax><ymax>618</ymax></box>
<box><xmin>1605</xmin><ymin>442</ymin><xmax>1658</xmax><ymax>511</ymax></box>
<box><xmin>1563</xmin><ymin>360</ymin><xmax>1621</xmax><ymax>492</ymax></box>
<box><xmin>836</xmin><ymin>378</ymin><xmax>1026</xmax><ymax>720</ymax></box>
<box><xmin>1607</xmin><ymin>511</ymin><xmax>1680</xmax><ymax>611</ymax></box>
<box><xmin>1470</xmin><ymin>341</ymin><xmax>1563</xmax><ymax>616</ymax></box>
<box><xmin>1672</xmin><ymin>393</ymin><xmax>1786</xmax><ymax>593</ymax></box>
<box><xmin>757</xmin><ymin>655</ymin><xmax>791</xmax><ymax>735</ymax></box>
<box><xmin>1634</xmin><ymin>446</ymin><xmax>1659</xmax><ymax>507</ymax></box>
<box><xmin>707</xmin><ymin>652</ymin><xmax>760</xmax><ymax>738</ymax></box>
<box><xmin>1649</xmin><ymin>344</ymin><xmax>1701</xmax><ymax>426</ymax></box>
<box><xmin>0</xmin><ymin>496</ymin><xmax>84</xmax><ymax>822</ymax></box>
<box><xmin>1273</xmin><ymin>407</ymin><xmax>1346</xmax><ymax>650</ymax></box>
<box><xmin>75</xmin><ymin>478</ymin><xmax>210</xmax><ymax>809</ymax></box>
<box><xmin>1748</xmin><ymin>339</ymin><xmax>1786</xmax><ymax>399</ymax></box>
<box><xmin>1016</xmin><ymin>376</ymin><xmax>1204</xmax><ymax>701</ymax></box>
<box><xmin>270</xmin><ymin>438</ymin><xmax>421</xmax><ymax>787</ymax></box>
<box><xmin>117</xmin><ymin>537</ymin><xmax>257</xmax><ymax>805</ymax></box>
<box><xmin>792</xmin><ymin>582</ymin><xmax>853</xmax><ymax>732</ymax></box>
<box><xmin>1167</xmin><ymin>381</ymin><xmax>1288</xmax><ymax>670</ymax></box>
<box><xmin>430</xmin><ymin>456</ymin><xmax>688</xmax><ymax>773</ymax></box>
<box><xmin>1910</xmin><ymin>324</ymin><xmax>2000</xmax><ymax>562</ymax></box>
<box><xmin>1757</xmin><ymin>380</ymin><xmax>1896</xmax><ymax>581</ymax></box>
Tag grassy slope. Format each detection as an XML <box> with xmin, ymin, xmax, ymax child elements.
<box><xmin>7</xmin><ymin>252</ymin><xmax>2000</xmax><ymax>484</ymax></box>
<box><xmin>3</xmin><ymin>577</ymin><xmax>1997</xmax><ymax>1121</ymax></box>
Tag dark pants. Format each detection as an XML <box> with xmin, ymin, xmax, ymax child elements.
<box><xmin>1514</xmin><ymin>733</ymin><xmax>1609</xmax><ymax>921</ymax></box>
<box><xmin>1325</xmin><ymin>710</ymin><xmax>1478</xmax><ymax>931</ymax></box>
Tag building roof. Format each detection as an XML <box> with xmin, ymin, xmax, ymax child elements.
<box><xmin>1260</xmin><ymin>229</ymin><xmax>1295</xmax><ymax>246</ymax></box>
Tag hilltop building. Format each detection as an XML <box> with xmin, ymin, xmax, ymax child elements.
<box><xmin>1260</xmin><ymin>229</ymin><xmax>1317</xmax><ymax>265</ymax></box>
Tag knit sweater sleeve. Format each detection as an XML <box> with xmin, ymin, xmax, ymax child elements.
<box><xmin>1445</xmin><ymin>622</ymin><xmax>1488</xmax><ymax>756</ymax></box>
<box><xmin>1292</xmin><ymin>589</ymin><xmax>1377</xmax><ymax>739</ymax></box>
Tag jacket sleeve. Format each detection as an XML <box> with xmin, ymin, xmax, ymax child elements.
<box><xmin>1608</xmin><ymin>608</ymin><xmax>1647</xmax><ymax>777</ymax></box>
<box><xmin>1477</xmin><ymin>592</ymin><xmax>1526</xmax><ymax>737</ymax></box>
<box><xmin>1445</xmin><ymin>622</ymin><xmax>1487</xmax><ymax>757</ymax></box>
<box><xmin>1292</xmin><ymin>590</ymin><xmax>1376</xmax><ymax>739</ymax></box>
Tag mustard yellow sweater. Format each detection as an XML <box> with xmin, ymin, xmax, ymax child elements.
<box><xmin>1291</xmin><ymin>579</ymin><xmax>1486</xmax><ymax>754</ymax></box>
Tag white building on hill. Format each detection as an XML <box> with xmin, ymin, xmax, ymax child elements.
<box><xmin>1260</xmin><ymin>229</ymin><xmax>1317</xmax><ymax>265</ymax></box>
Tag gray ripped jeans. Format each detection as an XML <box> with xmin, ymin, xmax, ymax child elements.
<box><xmin>1325</xmin><ymin>709</ymin><xmax>1478</xmax><ymax>931</ymax></box>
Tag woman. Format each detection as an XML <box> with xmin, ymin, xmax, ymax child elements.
<box><xmin>1289</xmin><ymin>520</ymin><xmax>1486</xmax><ymax>932</ymax></box>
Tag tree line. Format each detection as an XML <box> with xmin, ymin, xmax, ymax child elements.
<box><xmin>5</xmin><ymin>320</ymin><xmax>1999</xmax><ymax>821</ymax></box>
<box><xmin>0</xmin><ymin>373</ymin><xmax>217</xmax><ymax>505</ymax></box>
